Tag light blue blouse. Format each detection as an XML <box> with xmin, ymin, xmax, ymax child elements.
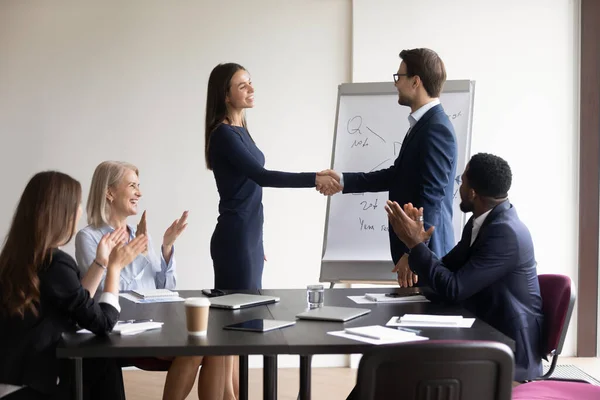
<box><xmin>75</xmin><ymin>224</ymin><xmax>176</xmax><ymax>291</ymax></box>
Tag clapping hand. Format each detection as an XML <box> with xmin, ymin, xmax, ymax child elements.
<box><xmin>385</xmin><ymin>201</ymin><xmax>434</xmax><ymax>249</ymax></box>
<box><xmin>136</xmin><ymin>210</ymin><xmax>149</xmax><ymax>255</ymax></box>
<box><xmin>402</xmin><ymin>202</ymin><xmax>423</xmax><ymax>223</ymax></box>
<box><xmin>316</xmin><ymin>170</ymin><xmax>342</xmax><ymax>196</ymax></box>
<box><xmin>163</xmin><ymin>211</ymin><xmax>189</xmax><ymax>250</ymax></box>
<box><xmin>108</xmin><ymin>234</ymin><xmax>149</xmax><ymax>270</ymax></box>
<box><xmin>392</xmin><ymin>254</ymin><xmax>418</xmax><ymax>288</ymax></box>
<box><xmin>96</xmin><ymin>227</ymin><xmax>128</xmax><ymax>266</ymax></box>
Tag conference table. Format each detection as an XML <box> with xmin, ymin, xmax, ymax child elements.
<box><xmin>57</xmin><ymin>288</ymin><xmax>515</xmax><ymax>400</ymax></box>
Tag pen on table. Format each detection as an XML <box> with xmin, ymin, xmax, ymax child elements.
<box><xmin>344</xmin><ymin>329</ymin><xmax>381</xmax><ymax>340</ymax></box>
<box><xmin>117</xmin><ymin>319</ymin><xmax>153</xmax><ymax>325</ymax></box>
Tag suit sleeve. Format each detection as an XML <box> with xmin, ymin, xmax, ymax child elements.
<box><xmin>418</xmin><ymin>123</ymin><xmax>456</xmax><ymax>236</ymax></box>
<box><xmin>211</xmin><ymin>126</ymin><xmax>316</xmax><ymax>188</ymax></box>
<box><xmin>39</xmin><ymin>253</ymin><xmax>119</xmax><ymax>335</ymax></box>
<box><xmin>341</xmin><ymin>167</ymin><xmax>395</xmax><ymax>194</ymax></box>
<box><xmin>408</xmin><ymin>225</ymin><xmax>518</xmax><ymax>303</ymax></box>
<box><xmin>437</xmin><ymin>241</ymin><xmax>467</xmax><ymax>273</ymax></box>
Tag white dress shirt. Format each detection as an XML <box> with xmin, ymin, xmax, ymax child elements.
<box><xmin>408</xmin><ymin>98</ymin><xmax>441</xmax><ymax>128</ymax></box>
<box><xmin>75</xmin><ymin>224</ymin><xmax>176</xmax><ymax>292</ymax></box>
<box><xmin>470</xmin><ymin>209</ymin><xmax>492</xmax><ymax>246</ymax></box>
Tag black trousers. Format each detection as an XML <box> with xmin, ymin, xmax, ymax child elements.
<box><xmin>4</xmin><ymin>358</ymin><xmax>125</xmax><ymax>400</ymax></box>
<box><xmin>77</xmin><ymin>358</ymin><xmax>126</xmax><ymax>400</ymax></box>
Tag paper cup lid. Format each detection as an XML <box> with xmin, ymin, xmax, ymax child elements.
<box><xmin>185</xmin><ymin>297</ymin><xmax>211</xmax><ymax>307</ymax></box>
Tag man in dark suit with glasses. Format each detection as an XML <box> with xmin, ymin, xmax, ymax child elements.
<box><xmin>318</xmin><ymin>48</ymin><xmax>457</xmax><ymax>288</ymax></box>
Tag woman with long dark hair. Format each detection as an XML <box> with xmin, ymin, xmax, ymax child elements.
<box><xmin>205</xmin><ymin>63</ymin><xmax>340</xmax><ymax>290</ymax></box>
<box><xmin>0</xmin><ymin>171</ymin><xmax>147</xmax><ymax>399</ymax></box>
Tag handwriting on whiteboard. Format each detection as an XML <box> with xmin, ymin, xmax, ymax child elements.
<box><xmin>360</xmin><ymin>198</ymin><xmax>379</xmax><ymax>211</ymax></box>
<box><xmin>446</xmin><ymin>111</ymin><xmax>462</xmax><ymax>120</ymax></box>
<box><xmin>347</xmin><ymin>114</ymin><xmax>463</xmax><ymax>215</ymax></box>
<box><xmin>347</xmin><ymin>116</ymin><xmax>386</xmax><ymax>149</ymax></box>
<box><xmin>347</xmin><ymin>110</ymin><xmax>463</xmax><ymax>152</ymax></box>
<box><xmin>359</xmin><ymin>217</ymin><xmax>389</xmax><ymax>232</ymax></box>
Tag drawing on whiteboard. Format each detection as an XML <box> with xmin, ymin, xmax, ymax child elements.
<box><xmin>321</xmin><ymin>80</ymin><xmax>475</xmax><ymax>283</ymax></box>
<box><xmin>347</xmin><ymin>116</ymin><xmax>386</xmax><ymax>143</ymax></box>
<box><xmin>370</xmin><ymin>158</ymin><xmax>391</xmax><ymax>172</ymax></box>
<box><xmin>393</xmin><ymin>141</ymin><xmax>403</xmax><ymax>156</ymax></box>
<box><xmin>366</xmin><ymin>126</ymin><xmax>385</xmax><ymax>142</ymax></box>
<box><xmin>453</xmin><ymin>174</ymin><xmax>462</xmax><ymax>199</ymax></box>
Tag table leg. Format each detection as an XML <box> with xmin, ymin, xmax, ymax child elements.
<box><xmin>299</xmin><ymin>355</ymin><xmax>312</xmax><ymax>400</ymax></box>
<box><xmin>74</xmin><ymin>358</ymin><xmax>83</xmax><ymax>400</ymax></box>
<box><xmin>263</xmin><ymin>355</ymin><xmax>278</xmax><ymax>400</ymax></box>
<box><xmin>239</xmin><ymin>355</ymin><xmax>249</xmax><ymax>400</ymax></box>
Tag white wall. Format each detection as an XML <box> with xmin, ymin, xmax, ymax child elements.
<box><xmin>0</xmin><ymin>0</ymin><xmax>351</xmax><ymax>368</ymax></box>
<box><xmin>0</xmin><ymin>0</ymin><xmax>351</xmax><ymax>289</ymax></box>
<box><xmin>353</xmin><ymin>0</ymin><xmax>580</xmax><ymax>355</ymax></box>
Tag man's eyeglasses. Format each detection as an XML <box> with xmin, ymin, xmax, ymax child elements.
<box><xmin>393</xmin><ymin>73</ymin><xmax>409</xmax><ymax>83</ymax></box>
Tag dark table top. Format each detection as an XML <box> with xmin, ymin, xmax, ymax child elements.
<box><xmin>57</xmin><ymin>288</ymin><xmax>515</xmax><ymax>359</ymax></box>
<box><xmin>263</xmin><ymin>288</ymin><xmax>515</xmax><ymax>354</ymax></box>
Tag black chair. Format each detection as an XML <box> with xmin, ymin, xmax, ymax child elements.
<box><xmin>354</xmin><ymin>340</ymin><xmax>514</xmax><ymax>400</ymax></box>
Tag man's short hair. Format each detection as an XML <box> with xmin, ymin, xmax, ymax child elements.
<box><xmin>399</xmin><ymin>48</ymin><xmax>446</xmax><ymax>98</ymax></box>
<box><xmin>466</xmin><ymin>153</ymin><xmax>512</xmax><ymax>198</ymax></box>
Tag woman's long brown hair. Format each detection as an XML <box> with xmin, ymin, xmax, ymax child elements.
<box><xmin>0</xmin><ymin>171</ymin><xmax>82</xmax><ymax>318</ymax></box>
<box><xmin>205</xmin><ymin>62</ymin><xmax>248</xmax><ymax>170</ymax></box>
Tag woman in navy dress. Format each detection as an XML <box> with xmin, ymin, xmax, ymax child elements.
<box><xmin>205</xmin><ymin>63</ymin><xmax>340</xmax><ymax>290</ymax></box>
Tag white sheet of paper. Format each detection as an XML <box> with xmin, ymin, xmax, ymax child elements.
<box><xmin>347</xmin><ymin>295</ymin><xmax>429</xmax><ymax>305</ymax></box>
<box><xmin>117</xmin><ymin>322</ymin><xmax>163</xmax><ymax>335</ymax></box>
<box><xmin>119</xmin><ymin>292</ymin><xmax>185</xmax><ymax>304</ymax></box>
<box><xmin>385</xmin><ymin>316</ymin><xmax>476</xmax><ymax>328</ymax></box>
<box><xmin>328</xmin><ymin>325</ymin><xmax>429</xmax><ymax>345</ymax></box>
<box><xmin>76</xmin><ymin>321</ymin><xmax>164</xmax><ymax>335</ymax></box>
<box><xmin>400</xmin><ymin>314</ymin><xmax>463</xmax><ymax>323</ymax></box>
<box><xmin>365</xmin><ymin>293</ymin><xmax>429</xmax><ymax>303</ymax></box>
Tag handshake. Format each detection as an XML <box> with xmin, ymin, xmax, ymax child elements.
<box><xmin>315</xmin><ymin>169</ymin><xmax>342</xmax><ymax>196</ymax></box>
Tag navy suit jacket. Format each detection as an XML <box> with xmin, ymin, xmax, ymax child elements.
<box><xmin>408</xmin><ymin>200</ymin><xmax>545</xmax><ymax>381</ymax></box>
<box><xmin>343</xmin><ymin>104</ymin><xmax>457</xmax><ymax>264</ymax></box>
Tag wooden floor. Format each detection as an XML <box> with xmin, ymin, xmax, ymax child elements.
<box><xmin>123</xmin><ymin>357</ymin><xmax>600</xmax><ymax>400</ymax></box>
<box><xmin>124</xmin><ymin>367</ymin><xmax>356</xmax><ymax>400</ymax></box>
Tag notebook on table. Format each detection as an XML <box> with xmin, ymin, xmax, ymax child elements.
<box><xmin>208</xmin><ymin>293</ymin><xmax>280</xmax><ymax>309</ymax></box>
<box><xmin>131</xmin><ymin>289</ymin><xmax>179</xmax><ymax>298</ymax></box>
<box><xmin>296</xmin><ymin>306</ymin><xmax>371</xmax><ymax>322</ymax></box>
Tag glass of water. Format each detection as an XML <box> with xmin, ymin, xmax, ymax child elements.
<box><xmin>307</xmin><ymin>284</ymin><xmax>325</xmax><ymax>309</ymax></box>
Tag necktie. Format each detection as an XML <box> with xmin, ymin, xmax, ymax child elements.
<box><xmin>464</xmin><ymin>218</ymin><xmax>474</xmax><ymax>247</ymax></box>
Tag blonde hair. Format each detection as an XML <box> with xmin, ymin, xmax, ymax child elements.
<box><xmin>87</xmin><ymin>161</ymin><xmax>139</xmax><ymax>227</ymax></box>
